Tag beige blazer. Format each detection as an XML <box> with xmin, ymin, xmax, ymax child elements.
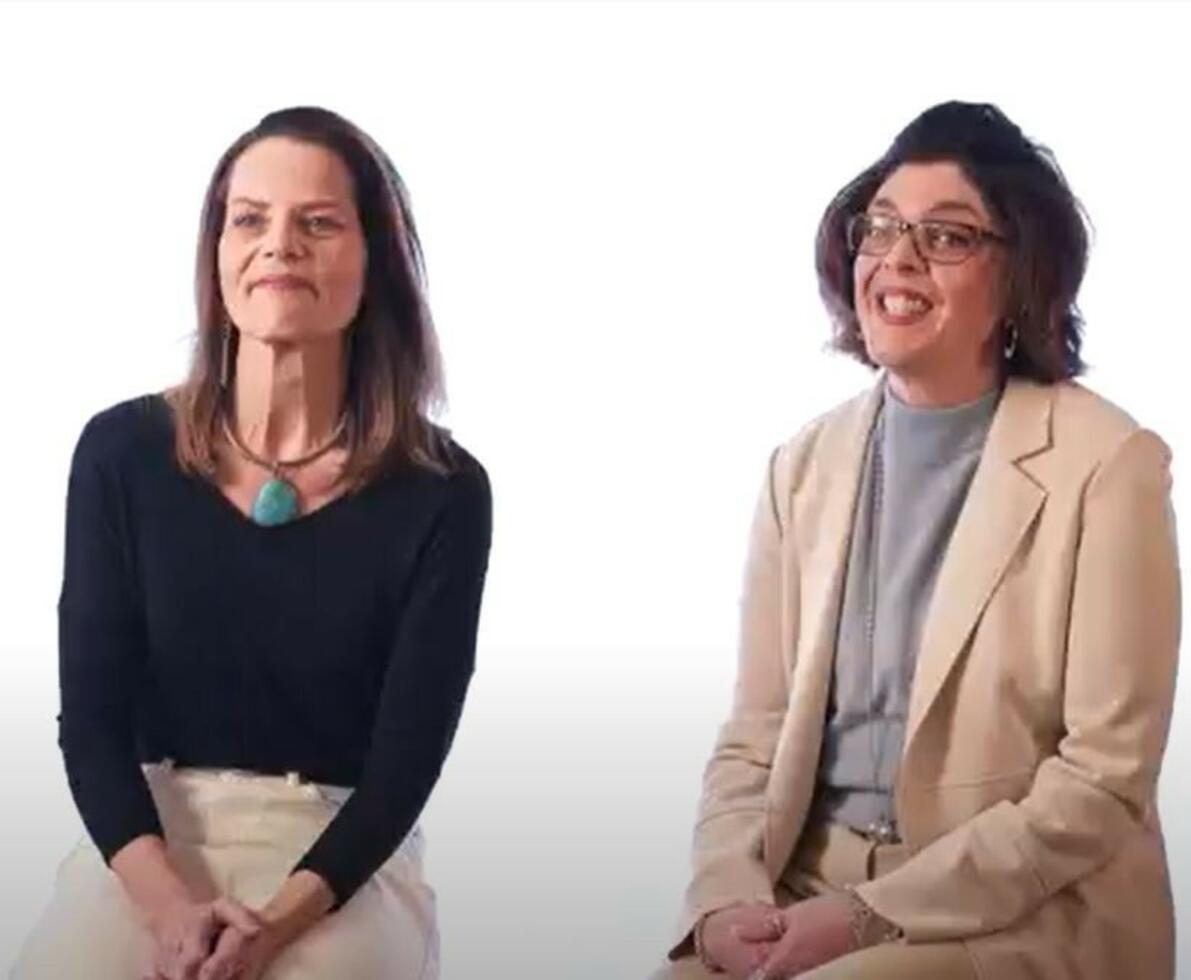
<box><xmin>674</xmin><ymin>377</ymin><xmax>1181</xmax><ymax>979</ymax></box>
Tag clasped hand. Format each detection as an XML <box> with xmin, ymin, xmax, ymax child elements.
<box><xmin>142</xmin><ymin>896</ymin><xmax>279</xmax><ymax>980</ymax></box>
<box><xmin>700</xmin><ymin>894</ymin><xmax>858</xmax><ymax>979</ymax></box>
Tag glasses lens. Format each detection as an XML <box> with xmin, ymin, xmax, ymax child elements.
<box><xmin>917</xmin><ymin>221</ymin><xmax>978</xmax><ymax>263</ymax></box>
<box><xmin>849</xmin><ymin>214</ymin><xmax>899</xmax><ymax>255</ymax></box>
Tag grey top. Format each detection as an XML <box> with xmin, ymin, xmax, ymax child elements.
<box><xmin>813</xmin><ymin>381</ymin><xmax>1002</xmax><ymax>836</ymax></box>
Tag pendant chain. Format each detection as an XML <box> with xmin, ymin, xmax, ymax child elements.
<box><xmin>221</xmin><ymin>410</ymin><xmax>349</xmax><ymax>478</ymax></box>
<box><xmin>865</xmin><ymin>405</ymin><xmax>899</xmax><ymax>843</ymax></box>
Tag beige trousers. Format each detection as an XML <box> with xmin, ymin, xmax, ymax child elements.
<box><xmin>653</xmin><ymin>822</ymin><xmax>978</xmax><ymax>980</ymax></box>
<box><xmin>12</xmin><ymin>763</ymin><xmax>438</xmax><ymax>980</ymax></box>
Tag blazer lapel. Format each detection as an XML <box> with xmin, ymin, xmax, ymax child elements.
<box><xmin>903</xmin><ymin>379</ymin><xmax>1054</xmax><ymax>752</ymax></box>
<box><xmin>792</xmin><ymin>384</ymin><xmax>883</xmax><ymax>707</ymax></box>
<box><xmin>764</xmin><ymin>381</ymin><xmax>883</xmax><ymax>876</ymax></box>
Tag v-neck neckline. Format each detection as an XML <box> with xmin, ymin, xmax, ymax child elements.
<box><xmin>194</xmin><ymin>469</ymin><xmax>362</xmax><ymax>532</ymax></box>
<box><xmin>148</xmin><ymin>394</ymin><xmax>365</xmax><ymax>533</ymax></box>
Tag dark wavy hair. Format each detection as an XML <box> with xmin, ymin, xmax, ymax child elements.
<box><xmin>170</xmin><ymin>105</ymin><xmax>449</xmax><ymax>483</ymax></box>
<box><xmin>815</xmin><ymin>101</ymin><xmax>1089</xmax><ymax>381</ymax></box>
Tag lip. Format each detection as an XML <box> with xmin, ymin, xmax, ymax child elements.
<box><xmin>869</xmin><ymin>281</ymin><xmax>935</xmax><ymax>325</ymax></box>
<box><xmin>251</xmin><ymin>274</ymin><xmax>316</xmax><ymax>294</ymax></box>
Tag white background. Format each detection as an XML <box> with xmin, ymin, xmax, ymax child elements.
<box><xmin>1</xmin><ymin>2</ymin><xmax>1188</xmax><ymax>977</ymax></box>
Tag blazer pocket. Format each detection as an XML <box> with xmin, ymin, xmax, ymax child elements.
<box><xmin>925</xmin><ymin>767</ymin><xmax>1038</xmax><ymax>825</ymax></box>
<box><xmin>931</xmin><ymin>766</ymin><xmax>1038</xmax><ymax>791</ymax></box>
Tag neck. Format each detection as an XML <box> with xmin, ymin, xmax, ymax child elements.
<box><xmin>230</xmin><ymin>333</ymin><xmax>346</xmax><ymax>460</ymax></box>
<box><xmin>886</xmin><ymin>357</ymin><xmax>1002</xmax><ymax>409</ymax></box>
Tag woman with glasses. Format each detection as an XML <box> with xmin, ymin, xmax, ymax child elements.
<box><xmin>656</xmin><ymin>102</ymin><xmax>1179</xmax><ymax>980</ymax></box>
<box><xmin>14</xmin><ymin>107</ymin><xmax>491</xmax><ymax>980</ymax></box>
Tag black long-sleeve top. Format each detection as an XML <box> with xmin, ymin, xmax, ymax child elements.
<box><xmin>57</xmin><ymin>395</ymin><xmax>491</xmax><ymax>906</ymax></box>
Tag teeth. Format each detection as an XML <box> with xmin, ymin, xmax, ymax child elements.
<box><xmin>880</xmin><ymin>293</ymin><xmax>929</xmax><ymax>316</ymax></box>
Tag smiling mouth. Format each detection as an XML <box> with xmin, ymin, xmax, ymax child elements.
<box><xmin>874</xmin><ymin>288</ymin><xmax>933</xmax><ymax>322</ymax></box>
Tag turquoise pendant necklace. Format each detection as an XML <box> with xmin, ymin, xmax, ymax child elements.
<box><xmin>222</xmin><ymin>412</ymin><xmax>349</xmax><ymax>526</ymax></box>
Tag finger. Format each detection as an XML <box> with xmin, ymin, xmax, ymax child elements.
<box><xmin>758</xmin><ymin>933</ymin><xmax>800</xmax><ymax>979</ymax></box>
<box><xmin>198</xmin><ymin>928</ymin><xmax>240</xmax><ymax>980</ymax></box>
<box><xmin>198</xmin><ymin>926</ymin><xmax>252</xmax><ymax>980</ymax></box>
<box><xmin>233</xmin><ymin>945</ymin><xmax>269</xmax><ymax>980</ymax></box>
<box><xmin>212</xmin><ymin>898</ymin><xmax>262</xmax><ymax>936</ymax></box>
<box><xmin>153</xmin><ymin>941</ymin><xmax>183</xmax><ymax>980</ymax></box>
<box><xmin>175</xmin><ymin>911</ymin><xmax>219</xmax><ymax>980</ymax></box>
<box><xmin>732</xmin><ymin>915</ymin><xmax>786</xmax><ymax>944</ymax></box>
<box><xmin>750</xmin><ymin>942</ymin><xmax>775</xmax><ymax>966</ymax></box>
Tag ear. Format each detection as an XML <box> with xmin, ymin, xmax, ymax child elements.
<box><xmin>992</xmin><ymin>251</ymin><xmax>1021</xmax><ymax>335</ymax></box>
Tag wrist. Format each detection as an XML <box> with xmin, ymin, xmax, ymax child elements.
<box><xmin>692</xmin><ymin>912</ymin><xmax>726</xmax><ymax>973</ymax></box>
<box><xmin>260</xmin><ymin>870</ymin><xmax>335</xmax><ymax>948</ymax></box>
<box><xmin>142</xmin><ymin>893</ymin><xmax>195</xmax><ymax>938</ymax></box>
<box><xmin>842</xmin><ymin>888</ymin><xmax>902</xmax><ymax>949</ymax></box>
<box><xmin>110</xmin><ymin>835</ymin><xmax>196</xmax><ymax>930</ymax></box>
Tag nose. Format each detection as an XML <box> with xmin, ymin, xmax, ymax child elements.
<box><xmin>262</xmin><ymin>215</ymin><xmax>302</xmax><ymax>261</ymax></box>
<box><xmin>881</xmin><ymin>225</ymin><xmax>927</xmax><ymax>272</ymax></box>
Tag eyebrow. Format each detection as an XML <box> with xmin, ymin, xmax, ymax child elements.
<box><xmin>228</xmin><ymin>196</ymin><xmax>347</xmax><ymax>210</ymax></box>
<box><xmin>869</xmin><ymin>196</ymin><xmax>984</xmax><ymax>219</ymax></box>
<box><xmin>926</xmin><ymin>199</ymin><xmax>983</xmax><ymax>218</ymax></box>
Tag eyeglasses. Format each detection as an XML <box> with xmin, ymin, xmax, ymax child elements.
<box><xmin>846</xmin><ymin>212</ymin><xmax>1007</xmax><ymax>265</ymax></box>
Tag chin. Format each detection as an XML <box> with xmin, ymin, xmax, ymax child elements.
<box><xmin>862</xmin><ymin>334</ymin><xmax>911</xmax><ymax>368</ymax></box>
<box><xmin>861</xmin><ymin>324</ymin><xmax>936</xmax><ymax>370</ymax></box>
<box><xmin>241</xmin><ymin>319</ymin><xmax>342</xmax><ymax>345</ymax></box>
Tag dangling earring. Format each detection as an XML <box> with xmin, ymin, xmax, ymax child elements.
<box><xmin>1003</xmin><ymin>320</ymin><xmax>1019</xmax><ymax>360</ymax></box>
<box><xmin>219</xmin><ymin>320</ymin><xmax>233</xmax><ymax>389</ymax></box>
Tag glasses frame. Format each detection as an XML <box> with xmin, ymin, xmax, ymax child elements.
<box><xmin>846</xmin><ymin>212</ymin><xmax>1008</xmax><ymax>266</ymax></box>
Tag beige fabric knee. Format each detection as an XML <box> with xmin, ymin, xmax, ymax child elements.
<box><xmin>657</xmin><ymin>945</ymin><xmax>976</xmax><ymax>980</ymax></box>
<box><xmin>12</xmin><ymin>763</ymin><xmax>438</xmax><ymax>980</ymax></box>
<box><xmin>652</xmin><ymin>822</ymin><xmax>977</xmax><ymax>980</ymax></box>
<box><xmin>648</xmin><ymin>956</ymin><xmax>723</xmax><ymax>980</ymax></box>
<box><xmin>798</xmin><ymin>942</ymin><xmax>977</xmax><ymax>979</ymax></box>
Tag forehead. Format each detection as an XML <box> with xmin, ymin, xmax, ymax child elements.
<box><xmin>869</xmin><ymin>161</ymin><xmax>991</xmax><ymax>223</ymax></box>
<box><xmin>226</xmin><ymin>136</ymin><xmax>355</xmax><ymax>202</ymax></box>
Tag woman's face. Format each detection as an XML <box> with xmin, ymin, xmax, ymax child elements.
<box><xmin>218</xmin><ymin>136</ymin><xmax>366</xmax><ymax>344</ymax></box>
<box><xmin>852</xmin><ymin>161</ymin><xmax>1006</xmax><ymax>392</ymax></box>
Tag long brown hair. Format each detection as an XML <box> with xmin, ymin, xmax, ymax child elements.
<box><xmin>170</xmin><ymin>106</ymin><xmax>449</xmax><ymax>484</ymax></box>
<box><xmin>815</xmin><ymin>101</ymin><xmax>1090</xmax><ymax>382</ymax></box>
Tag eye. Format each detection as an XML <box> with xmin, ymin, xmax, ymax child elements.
<box><xmin>924</xmin><ymin>222</ymin><xmax>975</xmax><ymax>251</ymax></box>
<box><xmin>230</xmin><ymin>211</ymin><xmax>264</xmax><ymax>229</ymax></box>
<box><xmin>864</xmin><ymin>215</ymin><xmax>899</xmax><ymax>243</ymax></box>
<box><xmin>303</xmin><ymin>214</ymin><xmax>341</xmax><ymax>233</ymax></box>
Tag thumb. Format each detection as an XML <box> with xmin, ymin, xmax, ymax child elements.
<box><xmin>212</xmin><ymin>898</ymin><xmax>262</xmax><ymax>936</ymax></box>
<box><xmin>747</xmin><ymin>942</ymin><xmax>776</xmax><ymax>976</ymax></box>
<box><xmin>759</xmin><ymin>936</ymin><xmax>794</xmax><ymax>979</ymax></box>
<box><xmin>732</xmin><ymin>913</ymin><xmax>786</xmax><ymax>944</ymax></box>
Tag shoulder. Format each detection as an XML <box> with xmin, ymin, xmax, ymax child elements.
<box><xmin>419</xmin><ymin>435</ymin><xmax>492</xmax><ymax>556</ymax></box>
<box><xmin>769</xmin><ymin>387</ymin><xmax>874</xmax><ymax>493</ymax></box>
<box><xmin>1001</xmin><ymin>380</ymin><xmax>1172</xmax><ymax>505</ymax></box>
<box><xmin>379</xmin><ymin>431</ymin><xmax>491</xmax><ymax>530</ymax></box>
<box><xmin>72</xmin><ymin>393</ymin><xmax>172</xmax><ymax>473</ymax></box>
<box><xmin>1046</xmin><ymin>380</ymin><xmax>1171</xmax><ymax>471</ymax></box>
<box><xmin>1050</xmin><ymin>381</ymin><xmax>1140</xmax><ymax>447</ymax></box>
<box><xmin>439</xmin><ymin>436</ymin><xmax>490</xmax><ymax>497</ymax></box>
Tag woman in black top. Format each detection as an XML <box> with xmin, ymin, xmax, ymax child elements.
<box><xmin>14</xmin><ymin>106</ymin><xmax>491</xmax><ymax>980</ymax></box>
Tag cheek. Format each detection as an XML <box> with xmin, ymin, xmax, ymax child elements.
<box><xmin>938</xmin><ymin>266</ymin><xmax>1002</xmax><ymax>330</ymax></box>
<box><xmin>216</xmin><ymin>238</ymin><xmax>243</xmax><ymax>297</ymax></box>
<box><xmin>852</xmin><ymin>259</ymin><xmax>876</xmax><ymax>313</ymax></box>
<box><xmin>322</xmin><ymin>243</ymin><xmax>367</xmax><ymax>298</ymax></box>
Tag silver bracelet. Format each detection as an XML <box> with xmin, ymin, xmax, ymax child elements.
<box><xmin>692</xmin><ymin>912</ymin><xmax>727</xmax><ymax>973</ymax></box>
<box><xmin>843</xmin><ymin>888</ymin><xmax>903</xmax><ymax>948</ymax></box>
